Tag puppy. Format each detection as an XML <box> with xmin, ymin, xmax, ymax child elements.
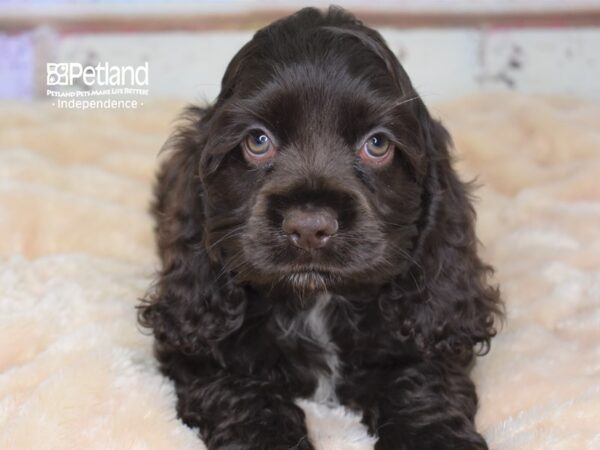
<box><xmin>139</xmin><ymin>7</ymin><xmax>502</xmax><ymax>450</ymax></box>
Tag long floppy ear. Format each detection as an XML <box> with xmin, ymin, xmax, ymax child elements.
<box><xmin>137</xmin><ymin>106</ymin><xmax>246</xmax><ymax>355</ymax></box>
<box><xmin>386</xmin><ymin>101</ymin><xmax>503</xmax><ymax>365</ymax></box>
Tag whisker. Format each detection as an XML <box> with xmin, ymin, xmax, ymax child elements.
<box><xmin>214</xmin><ymin>249</ymin><xmax>247</xmax><ymax>283</ymax></box>
<box><xmin>192</xmin><ymin>225</ymin><xmax>246</xmax><ymax>253</ymax></box>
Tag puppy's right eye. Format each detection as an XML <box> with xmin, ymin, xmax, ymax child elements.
<box><xmin>242</xmin><ymin>130</ymin><xmax>277</xmax><ymax>162</ymax></box>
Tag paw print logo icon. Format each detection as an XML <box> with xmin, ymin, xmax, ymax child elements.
<box><xmin>47</xmin><ymin>63</ymin><xmax>69</xmax><ymax>86</ymax></box>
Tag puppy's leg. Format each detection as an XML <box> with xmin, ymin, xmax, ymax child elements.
<box><xmin>363</xmin><ymin>361</ymin><xmax>488</xmax><ymax>450</ymax></box>
<box><xmin>175</xmin><ymin>373</ymin><xmax>314</xmax><ymax>450</ymax></box>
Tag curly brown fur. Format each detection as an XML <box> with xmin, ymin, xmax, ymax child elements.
<box><xmin>138</xmin><ymin>6</ymin><xmax>503</xmax><ymax>450</ymax></box>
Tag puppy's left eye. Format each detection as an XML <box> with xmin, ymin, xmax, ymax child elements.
<box><xmin>359</xmin><ymin>133</ymin><xmax>393</xmax><ymax>164</ymax></box>
<box><xmin>242</xmin><ymin>129</ymin><xmax>277</xmax><ymax>163</ymax></box>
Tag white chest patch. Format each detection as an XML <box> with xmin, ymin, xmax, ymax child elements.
<box><xmin>303</xmin><ymin>293</ymin><xmax>340</xmax><ymax>405</ymax></box>
<box><xmin>276</xmin><ymin>293</ymin><xmax>340</xmax><ymax>405</ymax></box>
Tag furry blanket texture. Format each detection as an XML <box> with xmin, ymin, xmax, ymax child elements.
<box><xmin>0</xmin><ymin>94</ymin><xmax>599</xmax><ymax>450</ymax></box>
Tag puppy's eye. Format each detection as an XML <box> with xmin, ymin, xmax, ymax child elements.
<box><xmin>242</xmin><ymin>130</ymin><xmax>276</xmax><ymax>162</ymax></box>
<box><xmin>359</xmin><ymin>133</ymin><xmax>393</xmax><ymax>164</ymax></box>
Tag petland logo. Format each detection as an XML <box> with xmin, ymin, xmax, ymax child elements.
<box><xmin>46</xmin><ymin>61</ymin><xmax>149</xmax><ymax>110</ymax></box>
<box><xmin>47</xmin><ymin>62</ymin><xmax>149</xmax><ymax>87</ymax></box>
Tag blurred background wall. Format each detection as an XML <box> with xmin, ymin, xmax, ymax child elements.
<box><xmin>1</xmin><ymin>0</ymin><xmax>600</xmax><ymax>103</ymax></box>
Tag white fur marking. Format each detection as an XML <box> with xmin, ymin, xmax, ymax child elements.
<box><xmin>275</xmin><ymin>293</ymin><xmax>340</xmax><ymax>405</ymax></box>
<box><xmin>305</xmin><ymin>293</ymin><xmax>340</xmax><ymax>405</ymax></box>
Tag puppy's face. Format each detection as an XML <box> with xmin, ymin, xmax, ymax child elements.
<box><xmin>200</xmin><ymin>16</ymin><xmax>430</xmax><ymax>291</ymax></box>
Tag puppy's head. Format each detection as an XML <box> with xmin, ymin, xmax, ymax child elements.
<box><xmin>143</xmin><ymin>7</ymin><xmax>501</xmax><ymax>356</ymax></box>
<box><xmin>194</xmin><ymin>7</ymin><xmax>437</xmax><ymax>292</ymax></box>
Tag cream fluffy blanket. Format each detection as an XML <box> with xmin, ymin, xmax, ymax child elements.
<box><xmin>1</xmin><ymin>94</ymin><xmax>599</xmax><ymax>450</ymax></box>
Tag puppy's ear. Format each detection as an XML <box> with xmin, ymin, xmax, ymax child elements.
<box><xmin>387</xmin><ymin>101</ymin><xmax>502</xmax><ymax>364</ymax></box>
<box><xmin>137</xmin><ymin>106</ymin><xmax>246</xmax><ymax>355</ymax></box>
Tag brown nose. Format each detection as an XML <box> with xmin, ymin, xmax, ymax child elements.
<box><xmin>282</xmin><ymin>208</ymin><xmax>338</xmax><ymax>251</ymax></box>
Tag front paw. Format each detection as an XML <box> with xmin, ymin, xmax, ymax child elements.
<box><xmin>213</xmin><ymin>437</ymin><xmax>314</xmax><ymax>450</ymax></box>
<box><xmin>375</xmin><ymin>428</ymin><xmax>488</xmax><ymax>450</ymax></box>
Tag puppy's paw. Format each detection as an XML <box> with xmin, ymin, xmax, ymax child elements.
<box><xmin>374</xmin><ymin>430</ymin><xmax>488</xmax><ymax>450</ymax></box>
<box><xmin>213</xmin><ymin>437</ymin><xmax>314</xmax><ymax>450</ymax></box>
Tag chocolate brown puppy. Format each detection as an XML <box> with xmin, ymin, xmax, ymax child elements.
<box><xmin>139</xmin><ymin>7</ymin><xmax>502</xmax><ymax>450</ymax></box>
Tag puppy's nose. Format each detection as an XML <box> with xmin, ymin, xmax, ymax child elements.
<box><xmin>282</xmin><ymin>208</ymin><xmax>338</xmax><ymax>251</ymax></box>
